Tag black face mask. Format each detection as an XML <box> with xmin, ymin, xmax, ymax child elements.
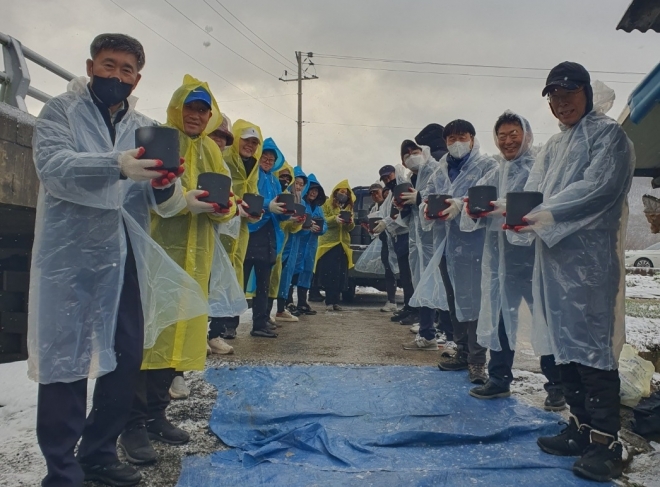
<box><xmin>385</xmin><ymin>179</ymin><xmax>397</xmax><ymax>191</ymax></box>
<box><xmin>279</xmin><ymin>180</ymin><xmax>289</xmax><ymax>192</ymax></box>
<box><xmin>90</xmin><ymin>75</ymin><xmax>134</xmax><ymax>107</ymax></box>
<box><xmin>336</xmin><ymin>193</ymin><xmax>348</xmax><ymax>205</ymax></box>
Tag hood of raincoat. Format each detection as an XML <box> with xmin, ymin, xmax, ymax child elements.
<box><xmin>329</xmin><ymin>179</ymin><xmax>356</xmax><ymax>208</ymax></box>
<box><xmin>317</xmin><ymin>179</ymin><xmax>356</xmax><ymax>269</ymax></box>
<box><xmin>493</xmin><ymin>111</ymin><xmax>535</xmax><ymax>163</ymax></box>
<box><xmin>223</xmin><ymin>119</ymin><xmax>264</xmax><ymax>198</ymax></box>
<box><xmin>261</xmin><ymin>137</ymin><xmax>285</xmax><ymax>174</ymax></box>
<box><xmin>303</xmin><ymin>173</ymin><xmax>327</xmax><ymax>208</ymax></box>
<box><xmin>416</xmin><ymin>123</ymin><xmax>448</xmax><ymax>161</ymax></box>
<box><xmin>167</xmin><ymin>74</ymin><xmax>222</xmax><ymax>136</ymax></box>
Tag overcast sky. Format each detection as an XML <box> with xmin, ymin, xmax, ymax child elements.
<box><xmin>2</xmin><ymin>0</ymin><xmax>659</xmax><ymax>188</ymax></box>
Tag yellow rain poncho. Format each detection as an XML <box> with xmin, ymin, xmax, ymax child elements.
<box><xmin>221</xmin><ymin>119</ymin><xmax>263</xmax><ymax>288</ymax></box>
<box><xmin>144</xmin><ymin>75</ymin><xmax>235</xmax><ymax>371</ymax></box>
<box><xmin>316</xmin><ymin>179</ymin><xmax>356</xmax><ymax>269</ymax></box>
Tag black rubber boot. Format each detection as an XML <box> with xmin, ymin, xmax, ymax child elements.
<box><xmin>80</xmin><ymin>461</ymin><xmax>142</xmax><ymax>487</ymax></box>
<box><xmin>573</xmin><ymin>430</ymin><xmax>623</xmax><ymax>482</ymax></box>
<box><xmin>537</xmin><ymin>415</ymin><xmax>591</xmax><ymax>457</ymax></box>
<box><xmin>118</xmin><ymin>424</ymin><xmax>157</xmax><ymax>465</ymax></box>
<box><xmin>146</xmin><ymin>416</ymin><xmax>190</xmax><ymax>445</ymax></box>
<box><xmin>544</xmin><ymin>388</ymin><xmax>567</xmax><ymax>412</ymax></box>
<box><xmin>469</xmin><ymin>380</ymin><xmax>510</xmax><ymax>399</ymax></box>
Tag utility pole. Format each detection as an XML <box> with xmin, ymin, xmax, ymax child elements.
<box><xmin>280</xmin><ymin>52</ymin><xmax>318</xmax><ymax>167</ymax></box>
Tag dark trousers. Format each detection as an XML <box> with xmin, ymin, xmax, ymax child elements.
<box><xmin>244</xmin><ymin>258</ymin><xmax>272</xmax><ymax>330</ymax></box>
<box><xmin>418</xmin><ymin>307</ymin><xmax>437</xmax><ymax>340</ymax></box>
<box><xmin>437</xmin><ymin>310</ymin><xmax>454</xmax><ymax>341</ymax></box>
<box><xmin>208</xmin><ymin>316</ymin><xmax>239</xmax><ymax>338</ymax></box>
<box><xmin>560</xmin><ymin>362</ymin><xmax>621</xmax><ymax>436</ymax></box>
<box><xmin>488</xmin><ymin>312</ymin><xmax>562</xmax><ymax>392</ymax></box>
<box><xmin>37</xmin><ymin>242</ymin><xmax>144</xmax><ymax>487</ymax></box>
<box><xmin>126</xmin><ymin>368</ymin><xmax>175</xmax><ymax>429</ymax></box>
<box><xmin>439</xmin><ymin>254</ymin><xmax>486</xmax><ymax>364</ymax></box>
<box><xmin>380</xmin><ymin>237</ymin><xmax>397</xmax><ymax>303</ymax></box>
<box><xmin>318</xmin><ymin>245</ymin><xmax>348</xmax><ymax>306</ymax></box>
<box><xmin>396</xmin><ymin>251</ymin><xmax>414</xmax><ymax>307</ymax></box>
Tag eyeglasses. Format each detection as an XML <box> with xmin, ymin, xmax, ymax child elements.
<box><xmin>261</xmin><ymin>157</ymin><xmax>276</xmax><ymax>164</ymax></box>
<box><xmin>547</xmin><ymin>87</ymin><xmax>584</xmax><ymax>104</ymax></box>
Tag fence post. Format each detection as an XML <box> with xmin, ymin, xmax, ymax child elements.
<box><xmin>1</xmin><ymin>36</ymin><xmax>31</xmax><ymax>111</ymax></box>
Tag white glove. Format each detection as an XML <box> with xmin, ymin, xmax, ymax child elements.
<box><xmin>420</xmin><ymin>201</ymin><xmax>429</xmax><ymax>220</ymax></box>
<box><xmin>311</xmin><ymin>223</ymin><xmax>321</xmax><ymax>233</ymax></box>
<box><xmin>118</xmin><ymin>148</ymin><xmax>161</xmax><ymax>182</ymax></box>
<box><xmin>373</xmin><ymin>220</ymin><xmax>387</xmax><ymax>235</ymax></box>
<box><xmin>185</xmin><ymin>189</ymin><xmax>216</xmax><ymax>214</ymax></box>
<box><xmin>269</xmin><ymin>199</ymin><xmax>286</xmax><ymax>215</ymax></box>
<box><xmin>488</xmin><ymin>199</ymin><xmax>506</xmax><ymax>218</ymax></box>
<box><xmin>336</xmin><ymin>215</ymin><xmax>347</xmax><ymax>224</ymax></box>
<box><xmin>238</xmin><ymin>200</ymin><xmax>251</xmax><ymax>219</ymax></box>
<box><xmin>400</xmin><ymin>189</ymin><xmax>418</xmax><ymax>206</ymax></box>
<box><xmin>440</xmin><ymin>198</ymin><xmax>461</xmax><ymax>221</ymax></box>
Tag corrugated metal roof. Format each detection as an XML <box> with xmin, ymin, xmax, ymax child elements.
<box><xmin>617</xmin><ymin>0</ymin><xmax>660</xmax><ymax>33</ymax></box>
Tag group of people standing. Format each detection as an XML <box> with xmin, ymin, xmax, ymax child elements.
<box><xmin>25</xmin><ymin>31</ymin><xmax>635</xmax><ymax>487</ymax></box>
<box><xmin>361</xmin><ymin>61</ymin><xmax>635</xmax><ymax>483</ymax></box>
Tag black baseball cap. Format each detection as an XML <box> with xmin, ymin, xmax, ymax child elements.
<box><xmin>542</xmin><ymin>62</ymin><xmax>591</xmax><ymax>97</ymax></box>
<box><xmin>379</xmin><ymin>165</ymin><xmax>396</xmax><ymax>180</ymax></box>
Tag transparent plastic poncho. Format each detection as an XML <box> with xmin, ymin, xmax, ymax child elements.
<box><xmin>27</xmin><ymin>78</ymin><xmax>207</xmax><ymax>384</ymax></box>
<box><xmin>459</xmin><ymin>113</ymin><xmax>536</xmax><ymax>351</ymax></box>
<box><xmin>518</xmin><ymin>108</ymin><xmax>635</xmax><ymax>370</ymax></box>
<box><xmin>354</xmin><ymin>201</ymin><xmax>400</xmax><ymax>275</ymax></box>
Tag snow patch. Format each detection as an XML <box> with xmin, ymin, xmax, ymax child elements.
<box><xmin>626</xmin><ymin>316</ymin><xmax>660</xmax><ymax>352</ymax></box>
<box><xmin>626</xmin><ymin>274</ymin><xmax>660</xmax><ymax>299</ymax></box>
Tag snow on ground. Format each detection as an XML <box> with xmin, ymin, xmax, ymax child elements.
<box><xmin>627</xmin><ymin>316</ymin><xmax>660</xmax><ymax>353</ymax></box>
<box><xmin>627</xmin><ymin>274</ymin><xmax>660</xmax><ymax>299</ymax></box>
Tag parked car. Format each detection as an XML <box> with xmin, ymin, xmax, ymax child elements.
<box><xmin>625</xmin><ymin>242</ymin><xmax>660</xmax><ymax>268</ymax></box>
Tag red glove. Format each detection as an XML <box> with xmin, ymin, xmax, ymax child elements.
<box><xmin>151</xmin><ymin>157</ymin><xmax>186</xmax><ymax>188</ymax></box>
<box><xmin>463</xmin><ymin>197</ymin><xmax>492</xmax><ymax>219</ymax></box>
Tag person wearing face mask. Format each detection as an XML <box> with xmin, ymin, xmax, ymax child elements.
<box><xmin>419</xmin><ymin>120</ymin><xmax>497</xmax><ymax>385</ymax></box>
<box><xmin>509</xmin><ymin>62</ymin><xmax>634</xmax><ymax>482</ymax></box>
<box><xmin>316</xmin><ymin>181</ymin><xmax>356</xmax><ymax>311</ymax></box>
<box><xmin>457</xmin><ymin>112</ymin><xmax>564</xmax><ymax>411</ymax></box>
<box><xmin>119</xmin><ymin>76</ymin><xmax>236</xmax><ymax>465</ymax></box>
<box><xmin>288</xmin><ymin>173</ymin><xmax>329</xmax><ymax>315</ymax></box>
<box><xmin>375</xmin><ymin>165</ymin><xmax>416</xmax><ymax>320</ymax></box>
<box><xmin>28</xmin><ymin>34</ymin><xmax>200</xmax><ymax>487</ymax></box>
<box><xmin>208</xmin><ymin>120</ymin><xmax>264</xmax><ymax>340</ymax></box>
<box><xmin>278</xmin><ymin>166</ymin><xmax>294</xmax><ymax>192</ymax></box>
<box><xmin>393</xmin><ymin>141</ymin><xmax>439</xmax><ymax>327</ymax></box>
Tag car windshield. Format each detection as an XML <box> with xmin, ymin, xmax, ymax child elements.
<box><xmin>646</xmin><ymin>243</ymin><xmax>660</xmax><ymax>250</ymax></box>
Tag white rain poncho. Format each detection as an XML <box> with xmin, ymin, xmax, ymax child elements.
<box><xmin>412</xmin><ymin>140</ymin><xmax>498</xmax><ymax>322</ymax></box>
<box><xmin>208</xmin><ymin>232</ymin><xmax>249</xmax><ymax>317</ymax></box>
<box><xmin>459</xmin><ymin>113</ymin><xmax>536</xmax><ymax>351</ymax></box>
<box><xmin>27</xmin><ymin>78</ymin><xmax>208</xmax><ymax>384</ymax></box>
<box><xmin>382</xmin><ymin>165</ymin><xmax>411</xmax><ymax>238</ymax></box>
<box><xmin>354</xmin><ymin>201</ymin><xmax>400</xmax><ymax>275</ymax></box>
<box><xmin>401</xmin><ymin>147</ymin><xmax>438</xmax><ymax>286</ymax></box>
<box><xmin>519</xmin><ymin>109</ymin><xmax>635</xmax><ymax>370</ymax></box>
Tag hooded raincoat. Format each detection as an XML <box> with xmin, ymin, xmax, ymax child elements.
<box><xmin>28</xmin><ymin>77</ymin><xmax>207</xmax><ymax>384</ymax></box>
<box><xmin>459</xmin><ymin>113</ymin><xmax>536</xmax><ymax>351</ymax></box>
<box><xmin>145</xmin><ymin>75</ymin><xmax>235</xmax><ymax>371</ymax></box>
<box><xmin>316</xmin><ymin>180</ymin><xmax>356</xmax><ymax>269</ymax></box>
<box><xmin>519</xmin><ymin>110</ymin><xmax>635</xmax><ymax>370</ymax></box>
<box><xmin>221</xmin><ymin>119</ymin><xmax>263</xmax><ymax>288</ymax></box>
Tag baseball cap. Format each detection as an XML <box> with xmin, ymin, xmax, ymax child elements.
<box><xmin>379</xmin><ymin>164</ymin><xmax>396</xmax><ymax>180</ymax></box>
<box><xmin>184</xmin><ymin>87</ymin><xmax>212</xmax><ymax>108</ymax></box>
<box><xmin>240</xmin><ymin>127</ymin><xmax>260</xmax><ymax>140</ymax></box>
<box><xmin>542</xmin><ymin>62</ymin><xmax>591</xmax><ymax>97</ymax></box>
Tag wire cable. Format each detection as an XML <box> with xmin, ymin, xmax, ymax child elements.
<box><xmin>203</xmin><ymin>0</ymin><xmax>297</xmax><ymax>71</ymax></box>
<box><xmin>107</xmin><ymin>0</ymin><xmax>296</xmax><ymax>122</ymax></box>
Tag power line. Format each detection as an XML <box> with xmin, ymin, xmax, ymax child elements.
<box><xmin>203</xmin><ymin>0</ymin><xmax>297</xmax><ymax>72</ymax></box>
<box><xmin>305</xmin><ymin>120</ymin><xmax>558</xmax><ymax>135</ymax></box>
<box><xmin>140</xmin><ymin>93</ymin><xmax>296</xmax><ymax>112</ymax></box>
<box><xmin>210</xmin><ymin>0</ymin><xmax>297</xmax><ymax>70</ymax></box>
<box><xmin>312</xmin><ymin>53</ymin><xmax>646</xmax><ymax>76</ymax></box>
<box><xmin>107</xmin><ymin>0</ymin><xmax>295</xmax><ymax>122</ymax></box>
<box><xmin>314</xmin><ymin>62</ymin><xmax>639</xmax><ymax>84</ymax></box>
<box><xmin>163</xmin><ymin>0</ymin><xmax>279</xmax><ymax>79</ymax></box>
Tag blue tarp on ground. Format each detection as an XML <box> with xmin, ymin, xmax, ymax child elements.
<box><xmin>177</xmin><ymin>365</ymin><xmax>610</xmax><ymax>486</ymax></box>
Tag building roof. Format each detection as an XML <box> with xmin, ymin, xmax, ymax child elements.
<box><xmin>617</xmin><ymin>0</ymin><xmax>660</xmax><ymax>33</ymax></box>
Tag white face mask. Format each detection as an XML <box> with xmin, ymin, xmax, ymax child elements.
<box><xmin>447</xmin><ymin>140</ymin><xmax>472</xmax><ymax>159</ymax></box>
<box><xmin>405</xmin><ymin>153</ymin><xmax>424</xmax><ymax>171</ymax></box>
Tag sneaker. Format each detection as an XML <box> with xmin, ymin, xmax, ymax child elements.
<box><xmin>537</xmin><ymin>415</ymin><xmax>591</xmax><ymax>457</ymax></box>
<box><xmin>169</xmin><ymin>375</ymin><xmax>190</xmax><ymax>400</ymax></box>
<box><xmin>250</xmin><ymin>328</ymin><xmax>278</xmax><ymax>338</ymax></box>
<box><xmin>469</xmin><ymin>380</ymin><xmax>511</xmax><ymax>399</ymax></box>
<box><xmin>206</xmin><ymin>342</ymin><xmax>212</xmax><ymax>356</ymax></box>
<box><xmin>297</xmin><ymin>304</ymin><xmax>317</xmax><ymax>316</ymax></box>
<box><xmin>81</xmin><ymin>461</ymin><xmax>142</xmax><ymax>486</ymax></box>
<box><xmin>208</xmin><ymin>337</ymin><xmax>234</xmax><ymax>355</ymax></box>
<box><xmin>544</xmin><ymin>388</ymin><xmax>567</xmax><ymax>412</ymax></box>
<box><xmin>572</xmin><ymin>430</ymin><xmax>623</xmax><ymax>482</ymax></box>
<box><xmin>146</xmin><ymin>416</ymin><xmax>190</xmax><ymax>445</ymax></box>
<box><xmin>402</xmin><ymin>335</ymin><xmax>439</xmax><ymax>351</ymax></box>
<box><xmin>276</xmin><ymin>310</ymin><xmax>299</xmax><ymax>322</ymax></box>
<box><xmin>221</xmin><ymin>327</ymin><xmax>237</xmax><ymax>340</ymax></box>
<box><xmin>267</xmin><ymin>318</ymin><xmax>278</xmax><ymax>330</ymax></box>
<box><xmin>309</xmin><ymin>289</ymin><xmax>325</xmax><ymax>302</ymax></box>
<box><xmin>390</xmin><ymin>307</ymin><xmax>413</xmax><ymax>322</ymax></box>
<box><xmin>326</xmin><ymin>305</ymin><xmax>334</xmax><ymax>312</ymax></box>
<box><xmin>381</xmin><ymin>302</ymin><xmax>398</xmax><ymax>313</ymax></box>
<box><xmin>434</xmin><ymin>331</ymin><xmax>447</xmax><ymax>345</ymax></box>
<box><xmin>333</xmin><ymin>304</ymin><xmax>343</xmax><ymax>311</ymax></box>
<box><xmin>409</xmin><ymin>324</ymin><xmax>420</xmax><ymax>334</ymax></box>
<box><xmin>437</xmin><ymin>352</ymin><xmax>468</xmax><ymax>371</ymax></box>
<box><xmin>118</xmin><ymin>424</ymin><xmax>157</xmax><ymax>465</ymax></box>
<box><xmin>399</xmin><ymin>312</ymin><xmax>419</xmax><ymax>326</ymax></box>
<box><xmin>468</xmin><ymin>364</ymin><xmax>488</xmax><ymax>384</ymax></box>
<box><xmin>442</xmin><ymin>340</ymin><xmax>457</xmax><ymax>351</ymax></box>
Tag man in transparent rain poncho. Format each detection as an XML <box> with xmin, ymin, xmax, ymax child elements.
<box><xmin>511</xmin><ymin>62</ymin><xmax>634</xmax><ymax>483</ymax></box>
<box><xmin>458</xmin><ymin>112</ymin><xmax>563</xmax><ymax>410</ymax></box>
<box><xmin>28</xmin><ymin>34</ymin><xmax>205</xmax><ymax>487</ymax></box>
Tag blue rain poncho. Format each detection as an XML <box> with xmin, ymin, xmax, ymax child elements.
<box><xmin>459</xmin><ymin>113</ymin><xmax>536</xmax><ymax>351</ymax></box>
<box><xmin>27</xmin><ymin>77</ymin><xmax>207</xmax><ymax>384</ymax></box>
<box><xmin>410</xmin><ymin>140</ymin><xmax>497</xmax><ymax>321</ymax></box>
<box><xmin>516</xmin><ymin>109</ymin><xmax>635</xmax><ymax>370</ymax></box>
